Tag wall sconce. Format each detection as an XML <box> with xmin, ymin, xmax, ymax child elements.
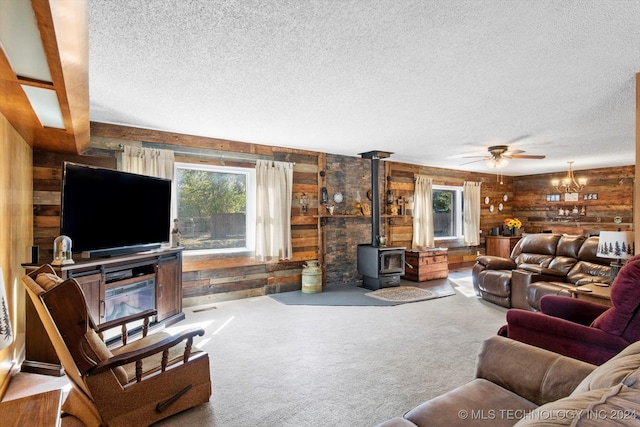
<box><xmin>300</xmin><ymin>193</ymin><xmax>309</xmax><ymax>214</ymax></box>
<box><xmin>551</xmin><ymin>161</ymin><xmax>587</xmax><ymax>194</ymax></box>
<box><xmin>596</xmin><ymin>230</ymin><xmax>635</xmax><ymax>283</ymax></box>
<box><xmin>386</xmin><ymin>190</ymin><xmax>395</xmax><ymax>205</ymax></box>
<box><xmin>320</xmin><ymin>187</ymin><xmax>328</xmax><ymax>205</ymax></box>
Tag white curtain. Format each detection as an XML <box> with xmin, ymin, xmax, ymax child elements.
<box><xmin>412</xmin><ymin>175</ymin><xmax>434</xmax><ymax>248</ymax></box>
<box><xmin>463</xmin><ymin>181</ymin><xmax>482</xmax><ymax>246</ymax></box>
<box><xmin>121</xmin><ymin>146</ymin><xmax>175</xmax><ymax>179</ymax></box>
<box><xmin>255</xmin><ymin>160</ymin><xmax>294</xmax><ymax>261</ymax></box>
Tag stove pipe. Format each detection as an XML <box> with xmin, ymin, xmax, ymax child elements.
<box><xmin>371</xmin><ymin>156</ymin><xmax>380</xmax><ymax>247</ymax></box>
<box><xmin>360</xmin><ymin>151</ymin><xmax>392</xmax><ymax>248</ymax></box>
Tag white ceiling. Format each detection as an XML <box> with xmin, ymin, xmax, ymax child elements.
<box><xmin>87</xmin><ymin>0</ymin><xmax>640</xmax><ymax>175</ymax></box>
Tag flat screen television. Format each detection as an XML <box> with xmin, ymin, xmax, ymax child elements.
<box><xmin>60</xmin><ymin>162</ymin><xmax>172</xmax><ymax>258</ymax></box>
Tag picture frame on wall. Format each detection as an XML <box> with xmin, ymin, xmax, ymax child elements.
<box><xmin>564</xmin><ymin>193</ymin><xmax>579</xmax><ymax>202</ymax></box>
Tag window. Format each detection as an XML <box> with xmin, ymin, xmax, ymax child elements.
<box><xmin>432</xmin><ymin>185</ymin><xmax>463</xmax><ymax>240</ymax></box>
<box><xmin>173</xmin><ymin>163</ymin><xmax>255</xmax><ymax>254</ymax></box>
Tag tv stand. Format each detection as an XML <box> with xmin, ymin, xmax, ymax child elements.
<box><xmin>22</xmin><ymin>247</ymin><xmax>184</xmax><ymax>376</ymax></box>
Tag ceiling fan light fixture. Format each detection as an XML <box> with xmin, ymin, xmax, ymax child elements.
<box><xmin>486</xmin><ymin>157</ymin><xmax>508</xmax><ymax>169</ymax></box>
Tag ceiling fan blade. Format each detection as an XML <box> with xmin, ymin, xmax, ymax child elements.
<box><xmin>503</xmin><ymin>149</ymin><xmax>525</xmax><ymax>156</ymax></box>
<box><xmin>460</xmin><ymin>155</ymin><xmax>490</xmax><ymax>159</ymax></box>
<box><xmin>459</xmin><ymin>158</ymin><xmax>488</xmax><ymax>165</ymax></box>
<box><xmin>508</xmin><ymin>154</ymin><xmax>546</xmax><ymax>159</ymax></box>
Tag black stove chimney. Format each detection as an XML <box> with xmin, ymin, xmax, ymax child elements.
<box><xmin>360</xmin><ymin>151</ymin><xmax>392</xmax><ymax>247</ymax></box>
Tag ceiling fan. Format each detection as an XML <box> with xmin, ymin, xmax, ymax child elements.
<box><xmin>460</xmin><ymin>145</ymin><xmax>546</xmax><ymax>167</ymax></box>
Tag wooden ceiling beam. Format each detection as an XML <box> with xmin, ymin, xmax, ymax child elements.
<box><xmin>0</xmin><ymin>0</ymin><xmax>89</xmax><ymax>154</ymax></box>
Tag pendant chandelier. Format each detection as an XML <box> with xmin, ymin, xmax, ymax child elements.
<box><xmin>551</xmin><ymin>161</ymin><xmax>587</xmax><ymax>193</ymax></box>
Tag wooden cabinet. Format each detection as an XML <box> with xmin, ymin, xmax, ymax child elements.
<box><xmin>404</xmin><ymin>248</ymin><xmax>448</xmax><ymax>282</ymax></box>
<box><xmin>486</xmin><ymin>236</ymin><xmax>521</xmax><ymax>258</ymax></box>
<box><xmin>155</xmin><ymin>252</ymin><xmax>182</xmax><ymax>322</ymax></box>
<box><xmin>22</xmin><ymin>248</ymin><xmax>184</xmax><ymax>376</ymax></box>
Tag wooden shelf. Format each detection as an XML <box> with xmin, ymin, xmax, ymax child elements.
<box><xmin>313</xmin><ymin>214</ymin><xmax>371</xmax><ymax>218</ymax></box>
<box><xmin>313</xmin><ymin>214</ymin><xmax>412</xmax><ymax>218</ymax></box>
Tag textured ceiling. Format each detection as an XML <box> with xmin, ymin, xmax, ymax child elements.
<box><xmin>87</xmin><ymin>0</ymin><xmax>640</xmax><ymax>175</ymax></box>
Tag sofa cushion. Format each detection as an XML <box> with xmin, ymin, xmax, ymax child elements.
<box><xmin>514</xmin><ymin>254</ymin><xmax>555</xmax><ymax>269</ymax></box>
<box><xmin>577</xmin><ymin>236</ymin><xmax>610</xmax><ymax>265</ymax></box>
<box><xmin>517</xmin><ymin>369</ymin><xmax>640</xmax><ymax>427</ymax></box>
<box><xmin>572</xmin><ymin>339</ymin><xmax>640</xmax><ymax>395</ymax></box>
<box><xmin>516</xmin><ymin>234</ymin><xmax>562</xmax><ymax>257</ymax></box>
<box><xmin>591</xmin><ymin>256</ymin><xmax>640</xmax><ymax>340</ymax></box>
<box><xmin>478</xmin><ymin>270</ymin><xmax>512</xmax><ymax>298</ymax></box>
<box><xmin>555</xmin><ymin>235</ymin><xmax>586</xmax><ymax>259</ymax></box>
<box><xmin>513</xmin><ymin>388</ymin><xmax>612</xmax><ymax>426</ymax></box>
<box><xmin>566</xmin><ymin>261</ymin><xmax>611</xmax><ymax>286</ymax></box>
<box><xmin>404</xmin><ymin>378</ymin><xmax>537</xmax><ymax>427</ymax></box>
<box><xmin>526</xmin><ymin>282</ymin><xmax>573</xmax><ymax>311</ymax></box>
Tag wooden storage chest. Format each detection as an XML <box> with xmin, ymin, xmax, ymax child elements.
<box><xmin>404</xmin><ymin>248</ymin><xmax>448</xmax><ymax>282</ymax></box>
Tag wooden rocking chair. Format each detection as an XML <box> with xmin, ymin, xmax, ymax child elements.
<box><xmin>23</xmin><ymin>264</ymin><xmax>212</xmax><ymax>427</ymax></box>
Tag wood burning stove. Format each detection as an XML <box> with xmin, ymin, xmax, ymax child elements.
<box><xmin>357</xmin><ymin>244</ymin><xmax>405</xmax><ymax>289</ymax></box>
<box><xmin>357</xmin><ymin>150</ymin><xmax>406</xmax><ymax>290</ymax></box>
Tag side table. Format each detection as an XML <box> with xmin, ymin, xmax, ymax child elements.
<box><xmin>0</xmin><ymin>388</ymin><xmax>62</xmax><ymax>426</ymax></box>
<box><xmin>485</xmin><ymin>236</ymin><xmax>521</xmax><ymax>258</ymax></box>
<box><xmin>572</xmin><ymin>283</ymin><xmax>612</xmax><ymax>307</ymax></box>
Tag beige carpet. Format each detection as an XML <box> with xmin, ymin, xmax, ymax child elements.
<box><xmin>151</xmin><ymin>281</ymin><xmax>507</xmax><ymax>427</ymax></box>
<box><xmin>365</xmin><ymin>286</ymin><xmax>436</xmax><ymax>302</ymax></box>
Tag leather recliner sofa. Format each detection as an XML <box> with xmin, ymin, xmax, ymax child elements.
<box><xmin>375</xmin><ymin>335</ymin><xmax>640</xmax><ymax>427</ymax></box>
<box><xmin>472</xmin><ymin>233</ymin><xmax>611</xmax><ymax>310</ymax></box>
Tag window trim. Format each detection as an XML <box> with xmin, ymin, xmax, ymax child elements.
<box><xmin>432</xmin><ymin>184</ymin><xmax>464</xmax><ymax>241</ymax></box>
<box><xmin>173</xmin><ymin>162</ymin><xmax>256</xmax><ymax>255</ymax></box>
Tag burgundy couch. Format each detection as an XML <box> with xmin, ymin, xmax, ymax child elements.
<box><xmin>500</xmin><ymin>254</ymin><xmax>640</xmax><ymax>365</ymax></box>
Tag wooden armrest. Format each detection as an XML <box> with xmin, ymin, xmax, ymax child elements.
<box><xmin>95</xmin><ymin>309</ymin><xmax>158</xmax><ymax>334</ymax></box>
<box><xmin>89</xmin><ymin>328</ymin><xmax>205</xmax><ymax>376</ymax></box>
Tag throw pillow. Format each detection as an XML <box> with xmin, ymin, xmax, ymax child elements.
<box><xmin>35</xmin><ymin>273</ymin><xmax>64</xmax><ymax>291</ymax></box>
<box><xmin>573</xmin><ymin>341</ymin><xmax>640</xmax><ymax>395</ymax></box>
<box><xmin>82</xmin><ymin>329</ymin><xmax>129</xmax><ymax>385</ymax></box>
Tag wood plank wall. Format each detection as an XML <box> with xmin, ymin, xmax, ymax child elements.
<box><xmin>0</xmin><ymin>113</ymin><xmax>33</xmax><ymax>399</ymax></box>
<box><xmin>32</xmin><ymin>150</ymin><xmax>116</xmax><ymax>261</ymax></box>
<box><xmin>512</xmin><ymin>166</ymin><xmax>635</xmax><ymax>233</ymax></box>
<box><xmin>384</xmin><ymin>162</ymin><xmax>513</xmax><ymax>268</ymax></box>
<box><xmin>89</xmin><ymin>123</ymin><xmax>320</xmax><ymax>306</ymax></box>
<box><xmin>30</xmin><ymin>122</ymin><xmax>635</xmax><ymax>303</ymax></box>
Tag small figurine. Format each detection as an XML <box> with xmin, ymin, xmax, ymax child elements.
<box><xmin>171</xmin><ymin>219</ymin><xmax>181</xmax><ymax>247</ymax></box>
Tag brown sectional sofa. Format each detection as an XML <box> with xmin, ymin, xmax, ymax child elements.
<box><xmin>472</xmin><ymin>233</ymin><xmax>611</xmax><ymax>310</ymax></box>
<box><xmin>375</xmin><ymin>335</ymin><xmax>640</xmax><ymax>427</ymax></box>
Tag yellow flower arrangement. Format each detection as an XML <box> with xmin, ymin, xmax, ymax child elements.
<box><xmin>503</xmin><ymin>217</ymin><xmax>522</xmax><ymax>230</ymax></box>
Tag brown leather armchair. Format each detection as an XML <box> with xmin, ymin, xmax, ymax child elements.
<box><xmin>376</xmin><ymin>335</ymin><xmax>640</xmax><ymax>426</ymax></box>
<box><xmin>23</xmin><ymin>264</ymin><xmax>212</xmax><ymax>427</ymax></box>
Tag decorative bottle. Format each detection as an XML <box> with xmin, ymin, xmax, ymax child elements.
<box><xmin>171</xmin><ymin>219</ymin><xmax>181</xmax><ymax>248</ymax></box>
